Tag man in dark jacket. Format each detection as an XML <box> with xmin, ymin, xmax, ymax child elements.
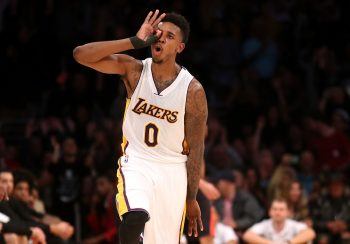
<box><xmin>214</xmin><ymin>171</ymin><xmax>264</xmax><ymax>236</ymax></box>
<box><xmin>311</xmin><ymin>172</ymin><xmax>350</xmax><ymax>244</ymax></box>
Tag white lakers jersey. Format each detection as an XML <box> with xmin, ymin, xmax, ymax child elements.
<box><xmin>121</xmin><ymin>58</ymin><xmax>194</xmax><ymax>164</ymax></box>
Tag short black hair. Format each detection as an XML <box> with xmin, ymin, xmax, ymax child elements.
<box><xmin>13</xmin><ymin>169</ymin><xmax>35</xmax><ymax>192</ymax></box>
<box><xmin>162</xmin><ymin>13</ymin><xmax>190</xmax><ymax>43</ymax></box>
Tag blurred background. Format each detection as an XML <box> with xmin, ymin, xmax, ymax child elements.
<box><xmin>1</xmin><ymin>0</ymin><xmax>350</xmax><ymax>243</ymax></box>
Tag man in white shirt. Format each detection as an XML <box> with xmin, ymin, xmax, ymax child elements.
<box><xmin>243</xmin><ymin>198</ymin><xmax>315</xmax><ymax>244</ymax></box>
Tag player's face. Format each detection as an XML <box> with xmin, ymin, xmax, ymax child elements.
<box><xmin>151</xmin><ymin>22</ymin><xmax>185</xmax><ymax>64</ymax></box>
<box><xmin>269</xmin><ymin>201</ymin><xmax>289</xmax><ymax>223</ymax></box>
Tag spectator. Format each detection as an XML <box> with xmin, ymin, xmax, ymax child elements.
<box><xmin>311</xmin><ymin>172</ymin><xmax>350</xmax><ymax>244</ymax></box>
<box><xmin>297</xmin><ymin>150</ymin><xmax>316</xmax><ymax>196</ymax></box>
<box><xmin>0</xmin><ymin>169</ymin><xmax>74</xmax><ymax>243</ymax></box>
<box><xmin>305</xmin><ymin>113</ymin><xmax>350</xmax><ymax>171</ymax></box>
<box><xmin>48</xmin><ymin>136</ymin><xmax>87</xmax><ymax>226</ymax></box>
<box><xmin>243</xmin><ymin>197</ymin><xmax>315</xmax><ymax>244</ymax></box>
<box><xmin>245</xmin><ymin>167</ymin><xmax>268</xmax><ymax>210</ymax></box>
<box><xmin>214</xmin><ymin>171</ymin><xmax>264</xmax><ymax>236</ymax></box>
<box><xmin>286</xmin><ymin>180</ymin><xmax>311</xmax><ymax>226</ymax></box>
<box><xmin>267</xmin><ymin>164</ymin><xmax>297</xmax><ymax>203</ymax></box>
<box><xmin>83</xmin><ymin>173</ymin><xmax>117</xmax><ymax>244</ymax></box>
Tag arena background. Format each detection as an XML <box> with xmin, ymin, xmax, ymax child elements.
<box><xmin>1</xmin><ymin>0</ymin><xmax>350</xmax><ymax>243</ymax></box>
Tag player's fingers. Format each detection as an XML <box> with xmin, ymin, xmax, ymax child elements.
<box><xmin>153</xmin><ymin>13</ymin><xmax>166</xmax><ymax>28</ymax></box>
<box><xmin>193</xmin><ymin>219</ymin><xmax>198</xmax><ymax>237</ymax></box>
<box><xmin>144</xmin><ymin>11</ymin><xmax>153</xmax><ymax>23</ymax></box>
<box><xmin>149</xmin><ymin>9</ymin><xmax>159</xmax><ymax>25</ymax></box>
<box><xmin>198</xmin><ymin>216</ymin><xmax>204</xmax><ymax>231</ymax></box>
<box><xmin>187</xmin><ymin>219</ymin><xmax>193</xmax><ymax>236</ymax></box>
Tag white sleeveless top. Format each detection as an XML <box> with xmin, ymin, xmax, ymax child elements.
<box><xmin>121</xmin><ymin>58</ymin><xmax>193</xmax><ymax>164</ymax></box>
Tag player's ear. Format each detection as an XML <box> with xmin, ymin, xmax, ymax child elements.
<box><xmin>177</xmin><ymin>43</ymin><xmax>185</xmax><ymax>54</ymax></box>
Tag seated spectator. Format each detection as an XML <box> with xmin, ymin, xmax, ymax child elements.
<box><xmin>83</xmin><ymin>173</ymin><xmax>117</xmax><ymax>244</ymax></box>
<box><xmin>214</xmin><ymin>171</ymin><xmax>264</xmax><ymax>236</ymax></box>
<box><xmin>243</xmin><ymin>198</ymin><xmax>315</xmax><ymax>244</ymax></box>
<box><xmin>267</xmin><ymin>164</ymin><xmax>297</xmax><ymax>203</ymax></box>
<box><xmin>0</xmin><ymin>174</ymin><xmax>46</xmax><ymax>243</ymax></box>
<box><xmin>297</xmin><ymin>150</ymin><xmax>316</xmax><ymax>196</ymax></box>
<box><xmin>305</xmin><ymin>113</ymin><xmax>350</xmax><ymax>171</ymax></box>
<box><xmin>311</xmin><ymin>172</ymin><xmax>350</xmax><ymax>244</ymax></box>
<box><xmin>212</xmin><ymin>206</ymin><xmax>239</xmax><ymax>244</ymax></box>
<box><xmin>286</xmin><ymin>180</ymin><xmax>311</xmax><ymax>226</ymax></box>
<box><xmin>245</xmin><ymin>167</ymin><xmax>268</xmax><ymax>210</ymax></box>
<box><xmin>0</xmin><ymin>169</ymin><xmax>74</xmax><ymax>243</ymax></box>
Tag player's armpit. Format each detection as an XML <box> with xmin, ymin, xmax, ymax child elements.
<box><xmin>185</xmin><ymin>79</ymin><xmax>208</xmax><ymax>200</ymax></box>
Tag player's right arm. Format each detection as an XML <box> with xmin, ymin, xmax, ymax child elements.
<box><xmin>73</xmin><ymin>39</ymin><xmax>136</xmax><ymax>75</ymax></box>
<box><xmin>73</xmin><ymin>10</ymin><xmax>165</xmax><ymax>93</ymax></box>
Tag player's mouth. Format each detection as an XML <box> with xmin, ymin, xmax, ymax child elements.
<box><xmin>152</xmin><ymin>44</ymin><xmax>163</xmax><ymax>56</ymax></box>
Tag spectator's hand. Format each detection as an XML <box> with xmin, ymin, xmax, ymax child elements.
<box><xmin>30</xmin><ymin>227</ymin><xmax>46</xmax><ymax>244</ymax></box>
<box><xmin>82</xmin><ymin>236</ymin><xmax>103</xmax><ymax>244</ymax></box>
<box><xmin>50</xmin><ymin>222</ymin><xmax>74</xmax><ymax>240</ymax></box>
<box><xmin>186</xmin><ymin>199</ymin><xmax>203</xmax><ymax>237</ymax></box>
<box><xmin>199</xmin><ymin>179</ymin><xmax>220</xmax><ymax>201</ymax></box>
<box><xmin>334</xmin><ymin>220</ymin><xmax>347</xmax><ymax>232</ymax></box>
<box><xmin>223</xmin><ymin>218</ymin><xmax>237</xmax><ymax>229</ymax></box>
<box><xmin>327</xmin><ymin>221</ymin><xmax>339</xmax><ymax>233</ymax></box>
<box><xmin>304</xmin><ymin>218</ymin><xmax>313</xmax><ymax>227</ymax></box>
<box><xmin>136</xmin><ymin>10</ymin><xmax>165</xmax><ymax>42</ymax></box>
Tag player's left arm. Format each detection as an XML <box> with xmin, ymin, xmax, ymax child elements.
<box><xmin>185</xmin><ymin>78</ymin><xmax>208</xmax><ymax>237</ymax></box>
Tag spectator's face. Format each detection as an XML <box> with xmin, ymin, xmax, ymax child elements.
<box><xmin>14</xmin><ymin>181</ymin><xmax>31</xmax><ymax>203</ymax></box>
<box><xmin>300</xmin><ymin>151</ymin><xmax>315</xmax><ymax>173</ymax></box>
<box><xmin>96</xmin><ymin>177</ymin><xmax>111</xmax><ymax>196</ymax></box>
<box><xmin>332</xmin><ymin>112</ymin><xmax>348</xmax><ymax>131</ymax></box>
<box><xmin>0</xmin><ymin>172</ymin><xmax>14</xmax><ymax>195</ymax></box>
<box><xmin>329</xmin><ymin>181</ymin><xmax>345</xmax><ymax>199</ymax></box>
<box><xmin>269</xmin><ymin>201</ymin><xmax>289</xmax><ymax>223</ymax></box>
<box><xmin>289</xmin><ymin>182</ymin><xmax>302</xmax><ymax>203</ymax></box>
<box><xmin>63</xmin><ymin>138</ymin><xmax>77</xmax><ymax>157</ymax></box>
<box><xmin>217</xmin><ymin>180</ymin><xmax>236</xmax><ymax>200</ymax></box>
<box><xmin>246</xmin><ymin>168</ymin><xmax>257</xmax><ymax>187</ymax></box>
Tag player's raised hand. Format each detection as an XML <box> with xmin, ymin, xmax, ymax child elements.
<box><xmin>136</xmin><ymin>10</ymin><xmax>166</xmax><ymax>42</ymax></box>
<box><xmin>186</xmin><ymin>199</ymin><xmax>203</xmax><ymax>237</ymax></box>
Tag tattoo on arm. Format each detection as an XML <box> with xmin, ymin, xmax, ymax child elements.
<box><xmin>185</xmin><ymin>80</ymin><xmax>208</xmax><ymax>200</ymax></box>
<box><xmin>121</xmin><ymin>59</ymin><xmax>143</xmax><ymax>97</ymax></box>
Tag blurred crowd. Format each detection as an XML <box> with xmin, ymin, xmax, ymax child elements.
<box><xmin>1</xmin><ymin>0</ymin><xmax>350</xmax><ymax>243</ymax></box>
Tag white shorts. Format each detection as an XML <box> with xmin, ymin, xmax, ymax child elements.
<box><xmin>116</xmin><ymin>155</ymin><xmax>187</xmax><ymax>244</ymax></box>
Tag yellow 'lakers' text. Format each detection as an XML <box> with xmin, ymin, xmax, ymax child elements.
<box><xmin>132</xmin><ymin>98</ymin><xmax>178</xmax><ymax>123</ymax></box>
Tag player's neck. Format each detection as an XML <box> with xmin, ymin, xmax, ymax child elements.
<box><xmin>151</xmin><ymin>61</ymin><xmax>181</xmax><ymax>94</ymax></box>
<box><xmin>151</xmin><ymin>60</ymin><xmax>180</xmax><ymax>82</ymax></box>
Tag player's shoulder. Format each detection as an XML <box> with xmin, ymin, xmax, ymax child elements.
<box><xmin>187</xmin><ymin>78</ymin><xmax>205</xmax><ymax>94</ymax></box>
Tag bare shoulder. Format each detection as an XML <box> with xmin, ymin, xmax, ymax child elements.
<box><xmin>117</xmin><ymin>54</ymin><xmax>143</xmax><ymax>96</ymax></box>
<box><xmin>186</xmin><ymin>78</ymin><xmax>208</xmax><ymax>115</ymax></box>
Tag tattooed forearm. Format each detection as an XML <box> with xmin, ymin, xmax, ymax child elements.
<box><xmin>185</xmin><ymin>79</ymin><xmax>208</xmax><ymax>200</ymax></box>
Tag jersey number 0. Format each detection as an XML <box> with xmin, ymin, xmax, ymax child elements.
<box><xmin>144</xmin><ymin>123</ymin><xmax>159</xmax><ymax>147</ymax></box>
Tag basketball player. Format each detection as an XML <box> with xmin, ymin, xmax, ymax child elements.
<box><xmin>73</xmin><ymin>10</ymin><xmax>207</xmax><ymax>244</ymax></box>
